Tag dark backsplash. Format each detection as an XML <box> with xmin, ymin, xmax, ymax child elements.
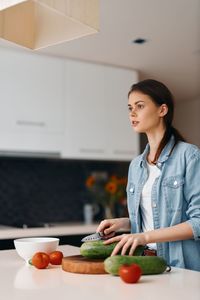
<box><xmin>0</xmin><ymin>157</ymin><xmax>129</xmax><ymax>227</ymax></box>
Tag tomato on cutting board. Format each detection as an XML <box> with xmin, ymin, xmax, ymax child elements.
<box><xmin>31</xmin><ymin>252</ymin><xmax>50</xmax><ymax>269</ymax></box>
<box><xmin>49</xmin><ymin>251</ymin><xmax>63</xmax><ymax>265</ymax></box>
<box><xmin>119</xmin><ymin>264</ymin><xmax>142</xmax><ymax>283</ymax></box>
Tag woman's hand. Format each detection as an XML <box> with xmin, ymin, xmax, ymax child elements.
<box><xmin>103</xmin><ymin>233</ymin><xmax>148</xmax><ymax>256</ymax></box>
<box><xmin>96</xmin><ymin>218</ymin><xmax>130</xmax><ymax>239</ymax></box>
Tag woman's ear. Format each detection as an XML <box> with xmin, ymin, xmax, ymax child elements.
<box><xmin>159</xmin><ymin>104</ymin><xmax>168</xmax><ymax>117</ymax></box>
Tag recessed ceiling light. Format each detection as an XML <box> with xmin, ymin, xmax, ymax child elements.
<box><xmin>132</xmin><ymin>38</ymin><xmax>147</xmax><ymax>44</ymax></box>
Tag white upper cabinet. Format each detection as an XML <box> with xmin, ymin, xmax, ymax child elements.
<box><xmin>103</xmin><ymin>66</ymin><xmax>139</xmax><ymax>160</ymax></box>
<box><xmin>62</xmin><ymin>60</ymin><xmax>108</xmax><ymax>159</ymax></box>
<box><xmin>62</xmin><ymin>60</ymin><xmax>139</xmax><ymax>160</ymax></box>
<box><xmin>0</xmin><ymin>47</ymin><xmax>139</xmax><ymax>160</ymax></box>
<box><xmin>0</xmin><ymin>47</ymin><xmax>64</xmax><ymax>154</ymax></box>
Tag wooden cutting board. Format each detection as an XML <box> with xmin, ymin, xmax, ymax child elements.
<box><xmin>62</xmin><ymin>255</ymin><xmax>107</xmax><ymax>274</ymax></box>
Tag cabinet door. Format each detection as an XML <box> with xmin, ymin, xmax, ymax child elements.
<box><xmin>104</xmin><ymin>66</ymin><xmax>139</xmax><ymax>160</ymax></box>
<box><xmin>62</xmin><ymin>60</ymin><xmax>108</xmax><ymax>159</ymax></box>
<box><xmin>0</xmin><ymin>48</ymin><xmax>64</xmax><ymax>153</ymax></box>
<box><xmin>62</xmin><ymin>60</ymin><xmax>139</xmax><ymax>160</ymax></box>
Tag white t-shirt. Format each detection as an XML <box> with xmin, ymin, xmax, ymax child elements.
<box><xmin>140</xmin><ymin>162</ymin><xmax>161</xmax><ymax>249</ymax></box>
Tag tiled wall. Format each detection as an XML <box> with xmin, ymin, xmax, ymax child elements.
<box><xmin>0</xmin><ymin>157</ymin><xmax>129</xmax><ymax>227</ymax></box>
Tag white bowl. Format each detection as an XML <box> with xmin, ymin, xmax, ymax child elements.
<box><xmin>14</xmin><ymin>237</ymin><xmax>59</xmax><ymax>263</ymax></box>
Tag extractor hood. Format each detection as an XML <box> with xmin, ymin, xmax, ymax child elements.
<box><xmin>0</xmin><ymin>0</ymin><xmax>99</xmax><ymax>50</ymax></box>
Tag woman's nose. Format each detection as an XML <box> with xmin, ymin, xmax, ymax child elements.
<box><xmin>131</xmin><ymin>109</ymin><xmax>137</xmax><ymax>116</ymax></box>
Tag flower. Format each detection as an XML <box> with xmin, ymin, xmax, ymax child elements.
<box><xmin>85</xmin><ymin>172</ymin><xmax>127</xmax><ymax>213</ymax></box>
<box><xmin>85</xmin><ymin>175</ymin><xmax>95</xmax><ymax>188</ymax></box>
<box><xmin>105</xmin><ymin>181</ymin><xmax>117</xmax><ymax>194</ymax></box>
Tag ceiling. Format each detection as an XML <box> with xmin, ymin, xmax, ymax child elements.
<box><xmin>1</xmin><ymin>0</ymin><xmax>200</xmax><ymax>102</ymax></box>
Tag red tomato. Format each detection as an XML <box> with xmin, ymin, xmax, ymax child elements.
<box><xmin>49</xmin><ymin>251</ymin><xmax>63</xmax><ymax>265</ymax></box>
<box><xmin>119</xmin><ymin>264</ymin><xmax>142</xmax><ymax>283</ymax></box>
<box><xmin>32</xmin><ymin>252</ymin><xmax>50</xmax><ymax>269</ymax></box>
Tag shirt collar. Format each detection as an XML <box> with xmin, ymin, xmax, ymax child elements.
<box><xmin>140</xmin><ymin>135</ymin><xmax>175</xmax><ymax>169</ymax></box>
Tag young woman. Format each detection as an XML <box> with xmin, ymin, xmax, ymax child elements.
<box><xmin>96</xmin><ymin>79</ymin><xmax>200</xmax><ymax>271</ymax></box>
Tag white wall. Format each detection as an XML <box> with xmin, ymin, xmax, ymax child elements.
<box><xmin>174</xmin><ymin>97</ymin><xmax>200</xmax><ymax>148</ymax></box>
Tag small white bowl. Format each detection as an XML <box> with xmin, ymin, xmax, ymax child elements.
<box><xmin>14</xmin><ymin>237</ymin><xmax>59</xmax><ymax>263</ymax></box>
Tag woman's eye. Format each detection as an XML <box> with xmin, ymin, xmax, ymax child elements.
<box><xmin>128</xmin><ymin>107</ymin><xmax>132</xmax><ymax>112</ymax></box>
<box><xmin>128</xmin><ymin>103</ymin><xmax>144</xmax><ymax>112</ymax></box>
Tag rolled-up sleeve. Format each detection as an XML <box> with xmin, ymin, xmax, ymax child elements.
<box><xmin>184</xmin><ymin>150</ymin><xmax>200</xmax><ymax>241</ymax></box>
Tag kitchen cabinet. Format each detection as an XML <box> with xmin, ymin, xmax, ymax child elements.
<box><xmin>62</xmin><ymin>60</ymin><xmax>139</xmax><ymax>160</ymax></box>
<box><xmin>0</xmin><ymin>47</ymin><xmax>139</xmax><ymax>160</ymax></box>
<box><xmin>63</xmin><ymin>60</ymin><xmax>107</xmax><ymax>159</ymax></box>
<box><xmin>103</xmin><ymin>66</ymin><xmax>139</xmax><ymax>160</ymax></box>
<box><xmin>0</xmin><ymin>47</ymin><xmax>65</xmax><ymax>154</ymax></box>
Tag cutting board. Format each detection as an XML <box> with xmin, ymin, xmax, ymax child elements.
<box><xmin>62</xmin><ymin>255</ymin><xmax>107</xmax><ymax>274</ymax></box>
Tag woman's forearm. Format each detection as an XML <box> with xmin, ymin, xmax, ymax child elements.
<box><xmin>104</xmin><ymin>221</ymin><xmax>194</xmax><ymax>256</ymax></box>
<box><xmin>144</xmin><ymin>222</ymin><xmax>194</xmax><ymax>244</ymax></box>
<box><xmin>123</xmin><ymin>217</ymin><xmax>131</xmax><ymax>230</ymax></box>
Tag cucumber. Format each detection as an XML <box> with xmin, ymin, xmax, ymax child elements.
<box><xmin>80</xmin><ymin>240</ymin><xmax>144</xmax><ymax>259</ymax></box>
<box><xmin>104</xmin><ymin>255</ymin><xmax>169</xmax><ymax>275</ymax></box>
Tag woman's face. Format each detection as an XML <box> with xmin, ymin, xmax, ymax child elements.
<box><xmin>128</xmin><ymin>91</ymin><xmax>167</xmax><ymax>134</ymax></box>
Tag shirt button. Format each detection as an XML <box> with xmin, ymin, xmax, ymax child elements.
<box><xmin>174</xmin><ymin>180</ymin><xmax>178</xmax><ymax>186</ymax></box>
<box><xmin>152</xmin><ymin>202</ymin><xmax>157</xmax><ymax>208</ymax></box>
<box><xmin>157</xmin><ymin>162</ymin><xmax>161</xmax><ymax>167</ymax></box>
<box><xmin>129</xmin><ymin>188</ymin><xmax>134</xmax><ymax>193</ymax></box>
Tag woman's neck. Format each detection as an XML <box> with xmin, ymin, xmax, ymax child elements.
<box><xmin>146</xmin><ymin>127</ymin><xmax>166</xmax><ymax>163</ymax></box>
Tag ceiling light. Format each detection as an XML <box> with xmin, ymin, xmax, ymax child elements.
<box><xmin>0</xmin><ymin>1</ymin><xmax>27</xmax><ymax>10</ymax></box>
<box><xmin>0</xmin><ymin>0</ymin><xmax>99</xmax><ymax>50</ymax></box>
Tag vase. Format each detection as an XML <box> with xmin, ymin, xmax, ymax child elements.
<box><xmin>104</xmin><ymin>204</ymin><xmax>115</xmax><ymax>219</ymax></box>
<box><xmin>83</xmin><ymin>203</ymin><xmax>100</xmax><ymax>224</ymax></box>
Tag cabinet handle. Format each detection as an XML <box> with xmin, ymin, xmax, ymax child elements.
<box><xmin>0</xmin><ymin>150</ymin><xmax>61</xmax><ymax>158</ymax></box>
<box><xmin>113</xmin><ymin>150</ymin><xmax>136</xmax><ymax>155</ymax></box>
<box><xmin>16</xmin><ymin>120</ymin><xmax>46</xmax><ymax>127</ymax></box>
<box><xmin>79</xmin><ymin>148</ymin><xmax>104</xmax><ymax>154</ymax></box>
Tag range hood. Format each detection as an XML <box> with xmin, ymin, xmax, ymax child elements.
<box><xmin>0</xmin><ymin>0</ymin><xmax>99</xmax><ymax>49</ymax></box>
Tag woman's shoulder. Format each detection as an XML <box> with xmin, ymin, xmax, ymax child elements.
<box><xmin>127</xmin><ymin>155</ymin><xmax>143</xmax><ymax>180</ymax></box>
<box><xmin>129</xmin><ymin>154</ymin><xmax>143</xmax><ymax>168</ymax></box>
<box><xmin>175</xmin><ymin>141</ymin><xmax>200</xmax><ymax>159</ymax></box>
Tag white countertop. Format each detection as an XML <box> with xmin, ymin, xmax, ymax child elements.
<box><xmin>0</xmin><ymin>223</ymin><xmax>98</xmax><ymax>239</ymax></box>
<box><xmin>0</xmin><ymin>244</ymin><xmax>200</xmax><ymax>300</ymax></box>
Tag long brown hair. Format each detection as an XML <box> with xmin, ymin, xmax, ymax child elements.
<box><xmin>128</xmin><ymin>79</ymin><xmax>185</xmax><ymax>163</ymax></box>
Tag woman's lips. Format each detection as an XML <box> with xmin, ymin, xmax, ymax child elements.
<box><xmin>131</xmin><ymin>121</ymin><xmax>139</xmax><ymax>127</ymax></box>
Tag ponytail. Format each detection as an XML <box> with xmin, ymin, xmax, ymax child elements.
<box><xmin>151</xmin><ymin>126</ymin><xmax>186</xmax><ymax>164</ymax></box>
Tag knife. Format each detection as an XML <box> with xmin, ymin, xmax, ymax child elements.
<box><xmin>81</xmin><ymin>231</ymin><xmax>115</xmax><ymax>242</ymax></box>
<box><xmin>81</xmin><ymin>232</ymin><xmax>104</xmax><ymax>242</ymax></box>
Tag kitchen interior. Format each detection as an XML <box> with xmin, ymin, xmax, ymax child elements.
<box><xmin>0</xmin><ymin>0</ymin><xmax>200</xmax><ymax>298</ymax></box>
<box><xmin>0</xmin><ymin>0</ymin><xmax>200</xmax><ymax>247</ymax></box>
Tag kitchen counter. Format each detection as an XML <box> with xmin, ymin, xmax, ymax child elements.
<box><xmin>0</xmin><ymin>223</ymin><xmax>99</xmax><ymax>240</ymax></box>
<box><xmin>0</xmin><ymin>245</ymin><xmax>200</xmax><ymax>300</ymax></box>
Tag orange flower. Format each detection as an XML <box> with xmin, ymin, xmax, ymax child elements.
<box><xmin>105</xmin><ymin>181</ymin><xmax>117</xmax><ymax>194</ymax></box>
<box><xmin>110</xmin><ymin>175</ymin><xmax>117</xmax><ymax>181</ymax></box>
<box><xmin>117</xmin><ymin>177</ymin><xmax>127</xmax><ymax>185</ymax></box>
<box><xmin>85</xmin><ymin>175</ymin><xmax>95</xmax><ymax>188</ymax></box>
<box><xmin>85</xmin><ymin>173</ymin><xmax>127</xmax><ymax>210</ymax></box>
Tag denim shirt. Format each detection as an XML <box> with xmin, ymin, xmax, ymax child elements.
<box><xmin>127</xmin><ymin>135</ymin><xmax>200</xmax><ymax>271</ymax></box>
